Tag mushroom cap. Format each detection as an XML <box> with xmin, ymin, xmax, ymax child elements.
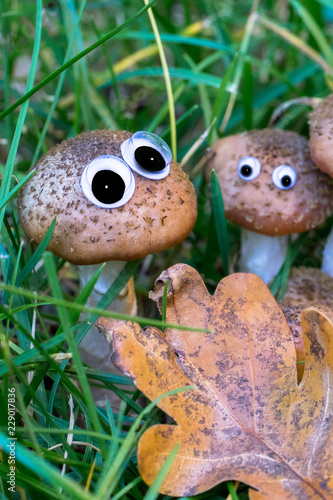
<box><xmin>205</xmin><ymin>129</ymin><xmax>333</xmax><ymax>236</ymax></box>
<box><xmin>279</xmin><ymin>266</ymin><xmax>333</xmax><ymax>384</ymax></box>
<box><xmin>309</xmin><ymin>93</ymin><xmax>333</xmax><ymax>177</ymax></box>
<box><xmin>17</xmin><ymin>130</ymin><xmax>197</xmax><ymax>265</ymax></box>
<box><xmin>283</xmin><ymin>266</ymin><xmax>333</xmax><ymax>306</ymax></box>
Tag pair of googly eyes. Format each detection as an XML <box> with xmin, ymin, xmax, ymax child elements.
<box><xmin>238</xmin><ymin>157</ymin><xmax>297</xmax><ymax>190</ymax></box>
<box><xmin>81</xmin><ymin>131</ymin><xmax>172</xmax><ymax>209</ymax></box>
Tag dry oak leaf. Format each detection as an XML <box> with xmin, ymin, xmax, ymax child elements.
<box><xmin>97</xmin><ymin>264</ymin><xmax>333</xmax><ymax>499</ymax></box>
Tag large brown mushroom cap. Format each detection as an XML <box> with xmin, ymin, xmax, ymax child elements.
<box><xmin>205</xmin><ymin>129</ymin><xmax>333</xmax><ymax>236</ymax></box>
<box><xmin>17</xmin><ymin>130</ymin><xmax>197</xmax><ymax>265</ymax></box>
<box><xmin>309</xmin><ymin>93</ymin><xmax>333</xmax><ymax>177</ymax></box>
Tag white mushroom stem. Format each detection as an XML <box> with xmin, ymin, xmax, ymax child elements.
<box><xmin>322</xmin><ymin>227</ymin><xmax>333</xmax><ymax>277</ymax></box>
<box><xmin>80</xmin><ymin>260</ymin><xmax>124</xmax><ymax>303</ymax></box>
<box><xmin>239</xmin><ymin>228</ymin><xmax>288</xmax><ymax>285</ymax></box>
<box><xmin>77</xmin><ymin>261</ymin><xmax>137</xmax><ymax>407</ymax></box>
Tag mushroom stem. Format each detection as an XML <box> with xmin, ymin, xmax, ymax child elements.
<box><xmin>322</xmin><ymin>227</ymin><xmax>333</xmax><ymax>277</ymax></box>
<box><xmin>80</xmin><ymin>261</ymin><xmax>125</xmax><ymax>303</ymax></box>
<box><xmin>77</xmin><ymin>261</ymin><xmax>137</xmax><ymax>407</ymax></box>
<box><xmin>239</xmin><ymin>228</ymin><xmax>288</xmax><ymax>284</ymax></box>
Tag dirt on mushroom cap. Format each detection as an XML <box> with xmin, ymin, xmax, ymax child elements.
<box><xmin>205</xmin><ymin>129</ymin><xmax>333</xmax><ymax>236</ymax></box>
<box><xmin>17</xmin><ymin>130</ymin><xmax>197</xmax><ymax>265</ymax></box>
<box><xmin>309</xmin><ymin>93</ymin><xmax>333</xmax><ymax>177</ymax></box>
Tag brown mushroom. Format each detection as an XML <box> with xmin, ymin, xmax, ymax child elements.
<box><xmin>309</xmin><ymin>93</ymin><xmax>333</xmax><ymax>177</ymax></box>
<box><xmin>205</xmin><ymin>128</ymin><xmax>333</xmax><ymax>283</ymax></box>
<box><xmin>18</xmin><ymin>130</ymin><xmax>196</xmax><ymax>264</ymax></box>
<box><xmin>309</xmin><ymin>94</ymin><xmax>333</xmax><ymax>275</ymax></box>
<box><xmin>17</xmin><ymin>129</ymin><xmax>197</xmax><ymax>404</ymax></box>
<box><xmin>280</xmin><ymin>266</ymin><xmax>333</xmax><ymax>383</ymax></box>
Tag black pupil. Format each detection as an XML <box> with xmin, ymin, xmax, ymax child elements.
<box><xmin>91</xmin><ymin>170</ymin><xmax>125</xmax><ymax>204</ymax></box>
<box><xmin>281</xmin><ymin>175</ymin><xmax>292</xmax><ymax>187</ymax></box>
<box><xmin>134</xmin><ymin>146</ymin><xmax>165</xmax><ymax>172</ymax></box>
<box><xmin>240</xmin><ymin>165</ymin><xmax>253</xmax><ymax>177</ymax></box>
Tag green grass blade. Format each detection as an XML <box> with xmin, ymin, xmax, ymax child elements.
<box><xmin>47</xmin><ymin>263</ymin><xmax>106</xmax><ymax>414</ymax></box>
<box><xmin>210</xmin><ymin>170</ymin><xmax>229</xmax><ymax>276</ymax></box>
<box><xmin>99</xmin><ymin>66</ymin><xmax>222</xmax><ymax>89</ymax></box>
<box><xmin>1</xmin><ymin>0</ymin><xmax>11</xmax><ymax>140</ymax></box>
<box><xmin>97</xmin><ymin>380</ymin><xmax>143</xmax><ymax>416</ymax></box>
<box><xmin>143</xmin><ymin>444</ymin><xmax>180</xmax><ymax>500</ymax></box>
<box><xmin>115</xmin><ymin>30</ymin><xmax>235</xmax><ymax>52</ymax></box>
<box><xmin>276</xmin><ymin>239</ymin><xmax>294</xmax><ymax>302</ymax></box>
<box><xmin>0</xmin><ymin>432</ymin><xmax>95</xmax><ymax>500</ymax></box>
<box><xmin>0</xmin><ymin>262</ymin><xmax>138</xmax><ymax>377</ymax></box>
<box><xmin>91</xmin><ymin>18</ymin><xmax>121</xmax><ymax>111</ymax></box>
<box><xmin>10</xmin><ymin>377</ymin><xmax>42</xmax><ymax>456</ymax></box>
<box><xmin>112</xmin><ymin>477</ymin><xmax>142</xmax><ymax>500</ymax></box>
<box><xmin>43</xmin><ymin>252</ymin><xmax>108</xmax><ymax>458</ymax></box>
<box><xmin>0</xmin><ymin>0</ymin><xmax>43</xmax><ymax>234</ymax></box>
<box><xmin>148</xmin><ymin>83</ymin><xmax>185</xmax><ymax>134</ymax></box>
<box><xmin>14</xmin><ymin>218</ymin><xmax>56</xmax><ymax>289</ymax></box>
<box><xmin>242</xmin><ymin>60</ymin><xmax>253</xmax><ymax>130</ymax></box>
<box><xmin>31</xmin><ymin>0</ymin><xmax>88</xmax><ymax>164</ymax></box>
<box><xmin>208</xmin><ymin>53</ymin><xmax>238</xmax><ymax>145</ymax></box>
<box><xmin>2</xmin><ymin>213</ymin><xmax>18</xmax><ymax>253</ymax></box>
<box><xmin>227</xmin><ymin>62</ymin><xmax>318</xmax><ymax>130</ymax></box>
<box><xmin>0</xmin><ymin>283</ymin><xmax>212</xmax><ymax>333</ymax></box>
<box><xmin>317</xmin><ymin>0</ymin><xmax>333</xmax><ymax>7</ymax></box>
<box><xmin>6</xmin><ymin>242</ymin><xmax>23</xmax><ymax>317</ymax></box>
<box><xmin>270</xmin><ymin>233</ymin><xmax>307</xmax><ymax>299</ymax></box>
<box><xmin>0</xmin><ymin>332</ymin><xmax>67</xmax><ymax>377</ymax></box>
<box><xmin>219</xmin><ymin>1</ymin><xmax>259</xmax><ymax>133</ymax></box>
<box><xmin>257</xmin><ymin>14</ymin><xmax>333</xmax><ymax>76</ymax></box>
<box><xmin>0</xmin><ymin>169</ymin><xmax>36</xmax><ymax>212</ymax></box>
<box><xmin>227</xmin><ymin>481</ymin><xmax>240</xmax><ymax>500</ymax></box>
<box><xmin>143</xmin><ymin>0</ymin><xmax>177</xmax><ymax>158</ymax></box>
<box><xmin>95</xmin><ymin>386</ymin><xmax>195</xmax><ymax>499</ymax></box>
<box><xmin>161</xmin><ymin>279</ymin><xmax>169</xmax><ymax>324</ymax></box>
<box><xmin>0</xmin><ymin>0</ymin><xmax>158</xmax><ymax>121</ymax></box>
<box><xmin>290</xmin><ymin>0</ymin><xmax>333</xmax><ymax>67</ymax></box>
<box><xmin>161</xmin><ymin>103</ymin><xmax>199</xmax><ymax>139</ymax></box>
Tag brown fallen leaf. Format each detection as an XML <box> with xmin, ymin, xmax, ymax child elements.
<box><xmin>280</xmin><ymin>267</ymin><xmax>333</xmax><ymax>384</ymax></box>
<box><xmin>97</xmin><ymin>264</ymin><xmax>333</xmax><ymax>499</ymax></box>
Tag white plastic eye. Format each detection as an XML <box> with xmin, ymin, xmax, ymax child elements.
<box><xmin>237</xmin><ymin>156</ymin><xmax>261</xmax><ymax>181</ymax></box>
<box><xmin>121</xmin><ymin>131</ymin><xmax>172</xmax><ymax>180</ymax></box>
<box><xmin>81</xmin><ymin>155</ymin><xmax>135</xmax><ymax>208</ymax></box>
<box><xmin>272</xmin><ymin>165</ymin><xmax>297</xmax><ymax>190</ymax></box>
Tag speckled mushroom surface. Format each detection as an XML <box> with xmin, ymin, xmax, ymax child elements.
<box><xmin>282</xmin><ymin>266</ymin><xmax>333</xmax><ymax>306</ymax></box>
<box><xmin>205</xmin><ymin>129</ymin><xmax>333</xmax><ymax>236</ymax></box>
<box><xmin>280</xmin><ymin>266</ymin><xmax>333</xmax><ymax>356</ymax></box>
<box><xmin>17</xmin><ymin>130</ymin><xmax>197</xmax><ymax>265</ymax></box>
<box><xmin>279</xmin><ymin>266</ymin><xmax>333</xmax><ymax>383</ymax></box>
<box><xmin>309</xmin><ymin>93</ymin><xmax>333</xmax><ymax>177</ymax></box>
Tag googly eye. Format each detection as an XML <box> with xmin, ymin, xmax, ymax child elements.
<box><xmin>237</xmin><ymin>156</ymin><xmax>261</xmax><ymax>181</ymax></box>
<box><xmin>272</xmin><ymin>165</ymin><xmax>297</xmax><ymax>190</ymax></box>
<box><xmin>121</xmin><ymin>131</ymin><xmax>172</xmax><ymax>180</ymax></box>
<box><xmin>81</xmin><ymin>155</ymin><xmax>135</xmax><ymax>208</ymax></box>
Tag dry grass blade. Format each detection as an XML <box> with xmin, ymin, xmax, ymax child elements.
<box><xmin>257</xmin><ymin>15</ymin><xmax>333</xmax><ymax>76</ymax></box>
<box><xmin>143</xmin><ymin>0</ymin><xmax>176</xmax><ymax>158</ymax></box>
<box><xmin>268</xmin><ymin>96</ymin><xmax>322</xmax><ymax>126</ymax></box>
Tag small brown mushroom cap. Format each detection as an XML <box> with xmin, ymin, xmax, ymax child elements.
<box><xmin>309</xmin><ymin>93</ymin><xmax>333</xmax><ymax>177</ymax></box>
<box><xmin>17</xmin><ymin>130</ymin><xmax>197</xmax><ymax>265</ymax></box>
<box><xmin>283</xmin><ymin>266</ymin><xmax>333</xmax><ymax>306</ymax></box>
<box><xmin>205</xmin><ymin>129</ymin><xmax>333</xmax><ymax>236</ymax></box>
<box><xmin>280</xmin><ymin>266</ymin><xmax>333</xmax><ymax>383</ymax></box>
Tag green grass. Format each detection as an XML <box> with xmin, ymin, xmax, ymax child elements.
<box><xmin>1</xmin><ymin>0</ymin><xmax>333</xmax><ymax>499</ymax></box>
